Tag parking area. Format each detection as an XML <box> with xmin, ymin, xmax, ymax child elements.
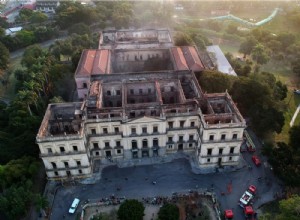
<box><xmin>49</xmin><ymin>151</ymin><xmax>282</xmax><ymax>220</ymax></box>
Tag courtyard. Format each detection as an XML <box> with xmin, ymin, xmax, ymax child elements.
<box><xmin>49</xmin><ymin>149</ymin><xmax>282</xmax><ymax>220</ymax></box>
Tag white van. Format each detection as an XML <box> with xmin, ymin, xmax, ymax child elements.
<box><xmin>68</xmin><ymin>198</ymin><xmax>80</xmax><ymax>214</ymax></box>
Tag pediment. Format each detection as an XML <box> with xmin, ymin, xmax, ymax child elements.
<box><xmin>127</xmin><ymin>116</ymin><xmax>163</xmax><ymax>124</ymax></box>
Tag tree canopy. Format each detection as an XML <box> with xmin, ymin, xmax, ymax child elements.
<box><xmin>276</xmin><ymin>195</ymin><xmax>300</xmax><ymax>220</ymax></box>
<box><xmin>239</xmin><ymin>36</ymin><xmax>258</xmax><ymax>57</ymax></box>
<box><xmin>196</xmin><ymin>71</ymin><xmax>286</xmax><ymax>136</ymax></box>
<box><xmin>251</xmin><ymin>43</ymin><xmax>270</xmax><ymax>65</ymax></box>
<box><xmin>158</xmin><ymin>203</ymin><xmax>179</xmax><ymax>220</ymax></box>
<box><xmin>0</xmin><ymin>42</ymin><xmax>9</xmax><ymax>76</ymax></box>
<box><xmin>117</xmin><ymin>199</ymin><xmax>145</xmax><ymax>220</ymax></box>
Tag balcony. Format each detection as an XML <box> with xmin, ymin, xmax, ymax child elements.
<box><xmin>167</xmin><ymin>126</ymin><xmax>198</xmax><ymax>131</ymax></box>
<box><xmin>40</xmin><ymin>150</ymin><xmax>87</xmax><ymax>158</ymax></box>
<box><xmin>127</xmin><ymin>131</ymin><xmax>166</xmax><ymax>137</ymax></box>
<box><xmin>46</xmin><ymin>165</ymin><xmax>90</xmax><ymax>172</ymax></box>
<box><xmin>88</xmin><ymin>131</ymin><xmax>123</xmax><ymax>137</ymax></box>
<box><xmin>201</xmin><ymin>137</ymin><xmax>243</xmax><ymax>144</ymax></box>
<box><xmin>200</xmin><ymin>153</ymin><xmax>240</xmax><ymax>158</ymax></box>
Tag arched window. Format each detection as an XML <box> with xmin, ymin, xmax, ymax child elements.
<box><xmin>153</xmin><ymin>138</ymin><xmax>158</xmax><ymax>146</ymax></box>
<box><xmin>131</xmin><ymin>140</ymin><xmax>137</xmax><ymax>149</ymax></box>
<box><xmin>142</xmin><ymin>139</ymin><xmax>148</xmax><ymax>148</ymax></box>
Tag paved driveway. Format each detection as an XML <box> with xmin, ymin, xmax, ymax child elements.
<box><xmin>50</xmin><ymin>154</ymin><xmax>282</xmax><ymax>220</ymax></box>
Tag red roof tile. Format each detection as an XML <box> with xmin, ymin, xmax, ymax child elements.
<box><xmin>92</xmin><ymin>50</ymin><xmax>110</xmax><ymax>75</ymax></box>
<box><xmin>171</xmin><ymin>47</ymin><xmax>189</xmax><ymax>71</ymax></box>
<box><xmin>182</xmin><ymin>46</ymin><xmax>204</xmax><ymax>72</ymax></box>
<box><xmin>76</xmin><ymin>50</ymin><xmax>111</xmax><ymax>76</ymax></box>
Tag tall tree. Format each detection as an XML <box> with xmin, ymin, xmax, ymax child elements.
<box><xmin>158</xmin><ymin>203</ymin><xmax>179</xmax><ymax>220</ymax></box>
<box><xmin>251</xmin><ymin>43</ymin><xmax>270</xmax><ymax>65</ymax></box>
<box><xmin>289</xmin><ymin>125</ymin><xmax>300</xmax><ymax>151</ymax></box>
<box><xmin>0</xmin><ymin>42</ymin><xmax>9</xmax><ymax>77</ymax></box>
<box><xmin>239</xmin><ymin>36</ymin><xmax>258</xmax><ymax>58</ymax></box>
<box><xmin>197</xmin><ymin>70</ymin><xmax>236</xmax><ymax>93</ymax></box>
<box><xmin>174</xmin><ymin>32</ymin><xmax>193</xmax><ymax>46</ymax></box>
<box><xmin>117</xmin><ymin>199</ymin><xmax>144</xmax><ymax>220</ymax></box>
<box><xmin>111</xmin><ymin>2</ymin><xmax>133</xmax><ymax>29</ymax></box>
<box><xmin>277</xmin><ymin>195</ymin><xmax>300</xmax><ymax>220</ymax></box>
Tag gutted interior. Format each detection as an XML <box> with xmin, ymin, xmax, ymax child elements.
<box><xmin>37</xmin><ymin>103</ymin><xmax>84</xmax><ymax>139</ymax></box>
<box><xmin>202</xmin><ymin>93</ymin><xmax>244</xmax><ymax>125</ymax></box>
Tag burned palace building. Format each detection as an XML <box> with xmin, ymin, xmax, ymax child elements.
<box><xmin>36</xmin><ymin>29</ymin><xmax>246</xmax><ymax>180</ymax></box>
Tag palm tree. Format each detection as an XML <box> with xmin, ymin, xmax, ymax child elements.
<box><xmin>16</xmin><ymin>90</ymin><xmax>38</xmax><ymax>116</ymax></box>
<box><xmin>34</xmin><ymin>194</ymin><xmax>49</xmax><ymax>213</ymax></box>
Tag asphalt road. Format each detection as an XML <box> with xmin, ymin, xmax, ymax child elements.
<box><xmin>10</xmin><ymin>36</ymin><xmax>68</xmax><ymax>60</ymax></box>
<box><xmin>51</xmin><ymin>154</ymin><xmax>282</xmax><ymax>220</ymax></box>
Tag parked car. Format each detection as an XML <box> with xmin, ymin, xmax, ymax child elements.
<box><xmin>252</xmin><ymin>155</ymin><xmax>261</xmax><ymax>166</ymax></box>
<box><xmin>69</xmin><ymin>198</ymin><xmax>80</xmax><ymax>214</ymax></box>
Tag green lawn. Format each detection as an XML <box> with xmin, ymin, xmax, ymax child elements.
<box><xmin>276</xmin><ymin>91</ymin><xmax>300</xmax><ymax>143</ymax></box>
<box><xmin>210</xmin><ymin>32</ymin><xmax>299</xmax><ymax>143</ymax></box>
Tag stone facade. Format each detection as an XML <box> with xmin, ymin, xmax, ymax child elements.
<box><xmin>37</xmin><ymin>29</ymin><xmax>246</xmax><ymax>180</ymax></box>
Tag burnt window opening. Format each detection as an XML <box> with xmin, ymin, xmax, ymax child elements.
<box><xmin>64</xmin><ymin>161</ymin><xmax>69</xmax><ymax>168</ymax></box>
<box><xmin>219</xmin><ymin>148</ymin><xmax>223</xmax><ymax>155</ymax></box>
<box><xmin>142</xmin><ymin>139</ymin><xmax>148</xmax><ymax>147</ymax></box>
<box><xmin>103</xmin><ymin>128</ymin><xmax>108</xmax><ymax>134</ymax></box>
<box><xmin>180</xmin><ymin>121</ymin><xmax>185</xmax><ymax>128</ymax></box>
<box><xmin>230</xmin><ymin>147</ymin><xmax>235</xmax><ymax>154</ymax></box>
<box><xmin>132</xmin><ymin>140</ymin><xmax>137</xmax><ymax>149</ymax></box>
<box><xmin>131</xmin><ymin>127</ymin><xmax>136</xmax><ymax>134</ymax></box>
<box><xmin>83</xmin><ymin>82</ymin><xmax>87</xmax><ymax>88</ymax></box>
<box><xmin>207</xmin><ymin>149</ymin><xmax>212</xmax><ymax>155</ymax></box>
<box><xmin>221</xmin><ymin>134</ymin><xmax>226</xmax><ymax>140</ymax></box>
